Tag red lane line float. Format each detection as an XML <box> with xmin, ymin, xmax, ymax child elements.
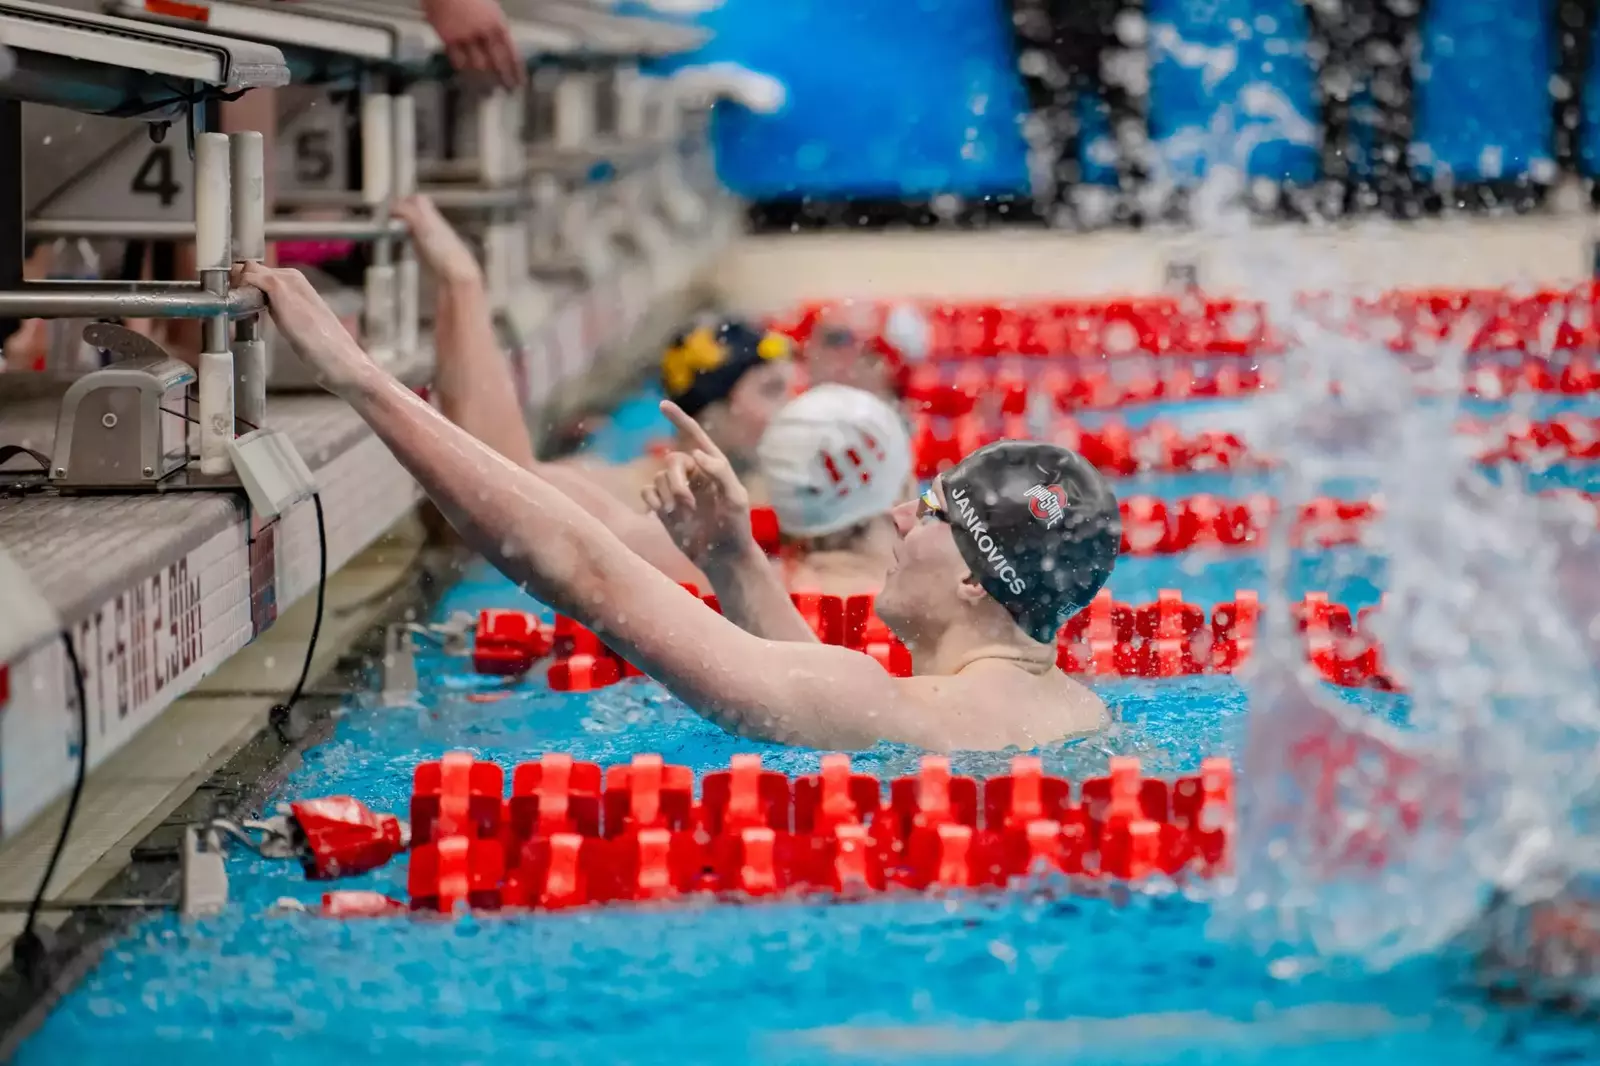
<box><xmin>280</xmin><ymin>755</ymin><xmax>1238</xmax><ymax>916</ymax></box>
<box><xmin>245</xmin><ymin>797</ymin><xmax>411</xmax><ymax>882</ymax></box>
<box><xmin>473</xmin><ymin>609</ymin><xmax>553</xmax><ymax>676</ymax></box>
<box><xmin>909</xmin><ymin>413</ymin><xmax>1600</xmax><ymax>480</ymax></box>
<box><xmin>507</xmin><ymin>588</ymin><xmax>1399</xmax><ymax>692</ymax></box>
<box><xmin>909</xmin><ymin>413</ymin><xmax>1262</xmax><ymax>480</ymax></box>
<box><xmin>894</xmin><ymin>353</ymin><xmax>1597</xmax><ymax>417</ymax></box>
<box><xmin>773</xmin><ymin>286</ymin><xmax>1600</xmax><ymax>363</ymax></box>
<box><xmin>1118</xmin><ymin>493</ymin><xmax>1378</xmax><ymax>554</ymax></box>
<box><xmin>402</xmin><ymin>752</ymin><xmax>1238</xmax><ymax>913</ymax></box>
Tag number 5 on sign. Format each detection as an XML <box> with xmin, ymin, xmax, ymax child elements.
<box><xmin>33</xmin><ymin>134</ymin><xmax>195</xmax><ymax>222</ymax></box>
<box><xmin>275</xmin><ymin>104</ymin><xmax>349</xmax><ymax>194</ymax></box>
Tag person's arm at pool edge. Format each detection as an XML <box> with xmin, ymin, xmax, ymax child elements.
<box><xmin>645</xmin><ymin>402</ymin><xmax>821</xmax><ymax>644</ymax></box>
<box><xmin>393</xmin><ymin>197</ymin><xmax>537</xmax><ymax>471</ymax></box>
<box><xmin>243</xmin><ymin>263</ymin><xmax>931</xmax><ymax>749</ymax></box>
<box><xmin>394</xmin><ymin>196</ymin><xmax>706</xmax><ymax>586</ymax></box>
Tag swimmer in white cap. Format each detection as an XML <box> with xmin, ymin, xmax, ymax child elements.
<box><xmin>242</xmin><ymin>263</ymin><xmax>1116</xmax><ymax>749</ymax></box>
<box><xmin>647</xmin><ymin>384</ymin><xmax>912</xmax><ymax>597</ymax></box>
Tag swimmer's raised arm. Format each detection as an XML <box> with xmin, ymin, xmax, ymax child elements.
<box><xmin>247</xmin><ymin>263</ymin><xmax>929</xmax><ymax>749</ymax></box>
<box><xmin>393</xmin><ymin>196</ymin><xmax>536</xmax><ymax>471</ymax></box>
<box><xmin>645</xmin><ymin>402</ymin><xmax>819</xmax><ymax>644</ymax></box>
<box><xmin>394</xmin><ymin>196</ymin><xmax>705</xmax><ymax>587</ymax></box>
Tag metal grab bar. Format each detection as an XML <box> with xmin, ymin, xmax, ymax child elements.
<box><xmin>275</xmin><ymin>186</ymin><xmax>527</xmax><ymax>212</ymax></box>
<box><xmin>417</xmin><ymin>138</ymin><xmax>676</xmax><ymax>183</ymax></box>
<box><xmin>0</xmin><ymin>284</ymin><xmax>264</xmax><ymax>319</ymax></box>
<box><xmin>25</xmin><ymin>217</ymin><xmax>411</xmax><ymax>242</ymax></box>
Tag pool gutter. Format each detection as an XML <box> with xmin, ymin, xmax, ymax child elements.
<box><xmin>0</xmin><ymin>539</ymin><xmax>471</xmax><ymax>1059</ymax></box>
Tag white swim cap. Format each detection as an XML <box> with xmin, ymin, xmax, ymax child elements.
<box><xmin>758</xmin><ymin>384</ymin><xmax>912</xmax><ymax>538</ymax></box>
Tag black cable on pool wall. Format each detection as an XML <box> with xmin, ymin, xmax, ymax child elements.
<box><xmin>270</xmin><ymin>492</ymin><xmax>328</xmax><ymax>741</ymax></box>
<box><xmin>13</xmin><ymin>630</ymin><xmax>89</xmax><ymax>986</ymax></box>
<box><xmin>3</xmin><ymin>493</ymin><xmax>327</xmax><ymax>990</ymax></box>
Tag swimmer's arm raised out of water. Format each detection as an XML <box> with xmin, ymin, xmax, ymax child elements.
<box><xmin>247</xmin><ymin>264</ymin><xmax>934</xmax><ymax>749</ymax></box>
<box><xmin>393</xmin><ymin>196</ymin><xmax>704</xmax><ymax>587</ymax></box>
<box><xmin>644</xmin><ymin>402</ymin><xmax>819</xmax><ymax>645</ymax></box>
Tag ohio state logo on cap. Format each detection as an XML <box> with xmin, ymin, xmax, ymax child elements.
<box><xmin>1024</xmin><ymin>483</ymin><xmax>1069</xmax><ymax>529</ymax></box>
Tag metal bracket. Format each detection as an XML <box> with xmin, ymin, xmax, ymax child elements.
<box><xmin>81</xmin><ymin>321</ymin><xmax>172</xmax><ymax>364</ymax></box>
<box><xmin>208</xmin><ymin>812</ymin><xmax>301</xmax><ymax>860</ymax></box>
<box><xmin>378</xmin><ymin>612</ymin><xmax>475</xmax><ymax>705</ymax></box>
<box><xmin>1165</xmin><ymin>259</ymin><xmax>1200</xmax><ymax>290</ymax></box>
<box><xmin>380</xmin><ymin>622</ymin><xmax>420</xmax><ymax>705</ymax></box>
<box><xmin>418</xmin><ymin>611</ymin><xmax>475</xmax><ymax>657</ymax></box>
<box><xmin>178</xmin><ymin>825</ymin><xmax>229</xmax><ymax>917</ymax></box>
<box><xmin>226</xmin><ymin>427</ymin><xmax>317</xmax><ymax>523</ymax></box>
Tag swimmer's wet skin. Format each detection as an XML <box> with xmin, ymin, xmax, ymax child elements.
<box><xmin>397</xmin><ymin>196</ymin><xmax>901</xmax><ymax>598</ymax></box>
<box><xmin>241</xmin><ymin>262</ymin><xmax>1120</xmax><ymax>751</ymax></box>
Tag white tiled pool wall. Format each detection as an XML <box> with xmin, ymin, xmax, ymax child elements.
<box><xmin>0</xmin><ymin>429</ymin><xmax>418</xmax><ymax>836</ymax></box>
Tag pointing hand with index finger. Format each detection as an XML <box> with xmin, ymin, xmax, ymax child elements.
<box><xmin>647</xmin><ymin>401</ymin><xmax>754</xmax><ymax>565</ymax></box>
<box><xmin>660</xmin><ymin>401</ymin><xmax>746</xmax><ymax>504</ymax></box>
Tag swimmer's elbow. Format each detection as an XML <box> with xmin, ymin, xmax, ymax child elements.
<box><xmin>568</xmin><ymin>536</ymin><xmax>634</xmax><ymax>612</ymax></box>
<box><xmin>492</xmin><ymin>522</ymin><xmax>615</xmax><ymax>622</ymax></box>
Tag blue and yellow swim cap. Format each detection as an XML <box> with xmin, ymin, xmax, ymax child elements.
<box><xmin>661</xmin><ymin>318</ymin><xmax>792</xmax><ymax>417</ymax></box>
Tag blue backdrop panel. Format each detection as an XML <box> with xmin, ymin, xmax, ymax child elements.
<box><xmin>1412</xmin><ymin>0</ymin><xmax>1554</xmax><ymax>182</ymax></box>
<box><xmin>653</xmin><ymin>0</ymin><xmax>1032</xmax><ymax>199</ymax></box>
<box><xmin>1581</xmin><ymin>14</ymin><xmax>1600</xmax><ymax>175</ymax></box>
<box><xmin>1078</xmin><ymin>88</ymin><xmax>1119</xmax><ymax>187</ymax></box>
<box><xmin>1145</xmin><ymin>0</ymin><xmax>1319</xmax><ymax>186</ymax></box>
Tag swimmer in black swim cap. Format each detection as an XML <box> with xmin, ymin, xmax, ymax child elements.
<box><xmin>927</xmin><ymin>440</ymin><xmax>1121</xmax><ymax>644</ymax></box>
<box><xmin>248</xmin><ymin>257</ymin><xmax>1113</xmax><ymax>749</ymax></box>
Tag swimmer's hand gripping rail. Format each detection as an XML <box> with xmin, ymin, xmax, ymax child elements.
<box><xmin>26</xmin><ymin>130</ymin><xmax>317</xmax><ymax>517</ymax></box>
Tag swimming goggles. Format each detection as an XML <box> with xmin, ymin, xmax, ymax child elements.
<box><xmin>917</xmin><ymin>485</ymin><xmax>950</xmax><ymax>523</ymax></box>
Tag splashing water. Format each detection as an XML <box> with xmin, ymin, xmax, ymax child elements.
<box><xmin>1112</xmin><ymin>0</ymin><xmax>1600</xmax><ymax>973</ymax></box>
<box><xmin>1182</xmin><ymin>218</ymin><xmax>1600</xmax><ymax>973</ymax></box>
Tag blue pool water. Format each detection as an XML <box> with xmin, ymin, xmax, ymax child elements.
<box><xmin>18</xmin><ymin>396</ymin><xmax>1600</xmax><ymax>1064</ymax></box>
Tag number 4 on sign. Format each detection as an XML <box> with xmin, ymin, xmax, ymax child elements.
<box><xmin>34</xmin><ymin>135</ymin><xmax>194</xmax><ymax>222</ymax></box>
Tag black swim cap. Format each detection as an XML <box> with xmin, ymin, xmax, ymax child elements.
<box><xmin>661</xmin><ymin>318</ymin><xmax>792</xmax><ymax>418</ymax></box>
<box><xmin>941</xmin><ymin>440</ymin><xmax>1121</xmax><ymax>644</ymax></box>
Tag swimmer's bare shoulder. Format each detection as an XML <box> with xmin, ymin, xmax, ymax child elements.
<box><xmin>886</xmin><ymin>667</ymin><xmax>1107</xmax><ymax>752</ymax></box>
<box><xmin>788</xmin><ymin>665</ymin><xmax>1105</xmax><ymax>753</ymax></box>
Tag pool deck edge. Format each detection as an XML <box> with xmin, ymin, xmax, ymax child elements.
<box><xmin>0</xmin><ymin>526</ymin><xmax>465</xmax><ymax>1057</ymax></box>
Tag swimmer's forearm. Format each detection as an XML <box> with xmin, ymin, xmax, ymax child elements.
<box><xmin>535</xmin><ymin>463</ymin><xmax>707</xmax><ymax>585</ymax></box>
<box><xmin>705</xmin><ymin>538</ymin><xmax>819</xmax><ymax>644</ymax></box>
<box><xmin>433</xmin><ymin>277</ymin><xmax>538</xmax><ymax>470</ymax></box>
<box><xmin>341</xmin><ymin>358</ymin><xmax>609</xmax><ymax>620</ymax></box>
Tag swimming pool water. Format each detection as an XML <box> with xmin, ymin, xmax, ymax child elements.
<box><xmin>17</xmin><ymin>396</ymin><xmax>1600</xmax><ymax>1064</ymax></box>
